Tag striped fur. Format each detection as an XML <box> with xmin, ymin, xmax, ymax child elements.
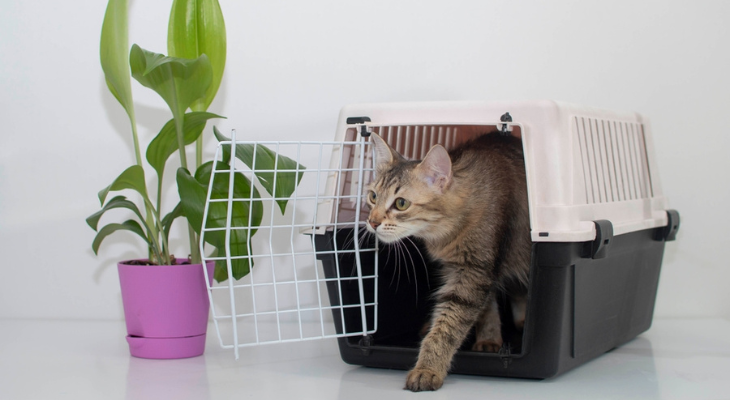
<box><xmin>366</xmin><ymin>132</ymin><xmax>531</xmax><ymax>391</ymax></box>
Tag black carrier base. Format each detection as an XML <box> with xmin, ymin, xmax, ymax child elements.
<box><xmin>313</xmin><ymin>216</ymin><xmax>676</xmax><ymax>379</ymax></box>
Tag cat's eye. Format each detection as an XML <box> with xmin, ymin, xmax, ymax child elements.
<box><xmin>394</xmin><ymin>197</ymin><xmax>411</xmax><ymax>211</ymax></box>
<box><xmin>368</xmin><ymin>191</ymin><xmax>377</xmax><ymax>203</ymax></box>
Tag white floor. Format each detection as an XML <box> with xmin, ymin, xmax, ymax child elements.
<box><xmin>2</xmin><ymin>318</ymin><xmax>730</xmax><ymax>400</ymax></box>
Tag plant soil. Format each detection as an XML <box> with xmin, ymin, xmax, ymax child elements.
<box><xmin>124</xmin><ymin>257</ymin><xmax>192</xmax><ymax>266</ymax></box>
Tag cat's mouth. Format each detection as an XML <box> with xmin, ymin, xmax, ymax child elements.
<box><xmin>369</xmin><ymin>228</ymin><xmax>405</xmax><ymax>244</ymax></box>
<box><xmin>374</xmin><ymin>233</ymin><xmax>401</xmax><ymax>244</ymax></box>
<box><xmin>365</xmin><ymin>223</ymin><xmax>402</xmax><ymax>244</ymax></box>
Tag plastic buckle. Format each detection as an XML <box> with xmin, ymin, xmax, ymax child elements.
<box><xmin>590</xmin><ymin>220</ymin><xmax>613</xmax><ymax>259</ymax></box>
<box><xmin>657</xmin><ymin>209</ymin><xmax>680</xmax><ymax>241</ymax></box>
<box><xmin>346</xmin><ymin>116</ymin><xmax>372</xmax><ymax>137</ymax></box>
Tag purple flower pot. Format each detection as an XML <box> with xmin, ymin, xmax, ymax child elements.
<box><xmin>118</xmin><ymin>260</ymin><xmax>215</xmax><ymax>359</ymax></box>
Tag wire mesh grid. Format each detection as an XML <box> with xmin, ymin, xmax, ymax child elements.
<box><xmin>199</xmin><ymin>130</ymin><xmax>378</xmax><ymax>358</ymax></box>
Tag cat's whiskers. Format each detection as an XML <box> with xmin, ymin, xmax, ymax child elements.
<box><xmin>405</xmin><ymin>236</ymin><xmax>430</xmax><ymax>291</ymax></box>
<box><xmin>381</xmin><ymin>223</ymin><xmax>423</xmax><ymax>302</ymax></box>
<box><xmin>386</xmin><ymin>242</ymin><xmax>398</xmax><ymax>288</ymax></box>
<box><xmin>395</xmin><ymin>240</ymin><xmax>411</xmax><ymax>285</ymax></box>
<box><xmin>344</xmin><ymin>221</ymin><xmax>370</xmax><ymax>248</ymax></box>
<box><xmin>398</xmin><ymin>239</ymin><xmax>418</xmax><ymax>301</ymax></box>
<box><xmin>337</xmin><ymin>213</ymin><xmax>427</xmax><ymax>301</ymax></box>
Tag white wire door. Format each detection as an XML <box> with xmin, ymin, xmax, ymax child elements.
<box><xmin>199</xmin><ymin>130</ymin><xmax>378</xmax><ymax>358</ymax></box>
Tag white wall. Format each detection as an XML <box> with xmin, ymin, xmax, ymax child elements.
<box><xmin>1</xmin><ymin>0</ymin><xmax>727</xmax><ymax>320</ymax></box>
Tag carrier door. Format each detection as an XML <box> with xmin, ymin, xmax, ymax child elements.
<box><xmin>199</xmin><ymin>131</ymin><xmax>378</xmax><ymax>359</ymax></box>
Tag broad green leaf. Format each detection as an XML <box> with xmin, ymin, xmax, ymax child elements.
<box><xmin>98</xmin><ymin>165</ymin><xmax>150</xmax><ymax>206</ymax></box>
<box><xmin>146</xmin><ymin>112</ymin><xmax>224</xmax><ymax>178</ymax></box>
<box><xmin>214</xmin><ymin>126</ymin><xmax>305</xmax><ymax>214</ymax></box>
<box><xmin>100</xmin><ymin>0</ymin><xmax>134</xmax><ymax>122</ymax></box>
<box><xmin>177</xmin><ymin>162</ymin><xmax>263</xmax><ymax>282</ymax></box>
<box><xmin>177</xmin><ymin>165</ymin><xmax>247</xmax><ymax>282</ymax></box>
<box><xmin>168</xmin><ymin>0</ymin><xmax>227</xmax><ymax>112</ymax></box>
<box><xmin>86</xmin><ymin>195</ymin><xmax>144</xmax><ymax>231</ymax></box>
<box><xmin>198</xmin><ymin>161</ymin><xmax>262</xmax><ymax>282</ymax></box>
<box><xmin>92</xmin><ymin>220</ymin><xmax>149</xmax><ymax>255</ymax></box>
<box><xmin>161</xmin><ymin>202</ymin><xmax>184</xmax><ymax>244</ymax></box>
<box><xmin>129</xmin><ymin>45</ymin><xmax>212</xmax><ymax>123</ymax></box>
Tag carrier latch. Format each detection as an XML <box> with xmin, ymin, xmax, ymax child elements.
<box><xmin>588</xmin><ymin>220</ymin><xmax>614</xmax><ymax>259</ymax></box>
<box><xmin>498</xmin><ymin>345</ymin><xmax>513</xmax><ymax>369</ymax></box>
<box><xmin>358</xmin><ymin>334</ymin><xmax>374</xmax><ymax>356</ymax></box>
<box><xmin>347</xmin><ymin>116</ymin><xmax>372</xmax><ymax>137</ymax></box>
<box><xmin>656</xmin><ymin>209</ymin><xmax>680</xmax><ymax>242</ymax></box>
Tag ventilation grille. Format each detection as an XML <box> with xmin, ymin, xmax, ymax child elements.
<box><xmin>575</xmin><ymin>117</ymin><xmax>653</xmax><ymax>204</ymax></box>
<box><xmin>375</xmin><ymin>125</ymin><xmax>463</xmax><ymax>158</ymax></box>
<box><xmin>335</xmin><ymin>124</ymin><xmax>500</xmax><ymax>223</ymax></box>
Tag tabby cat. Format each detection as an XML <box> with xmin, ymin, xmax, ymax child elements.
<box><xmin>365</xmin><ymin>131</ymin><xmax>531</xmax><ymax>391</ymax></box>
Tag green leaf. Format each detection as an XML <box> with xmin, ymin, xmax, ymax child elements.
<box><xmin>213</xmin><ymin>260</ymin><xmax>231</xmax><ymax>283</ymax></box>
<box><xmin>86</xmin><ymin>195</ymin><xmax>144</xmax><ymax>231</ymax></box>
<box><xmin>214</xmin><ymin>126</ymin><xmax>305</xmax><ymax>214</ymax></box>
<box><xmin>177</xmin><ymin>162</ymin><xmax>263</xmax><ymax>282</ymax></box>
<box><xmin>146</xmin><ymin>111</ymin><xmax>224</xmax><ymax>179</ymax></box>
<box><xmin>168</xmin><ymin>0</ymin><xmax>226</xmax><ymax>112</ymax></box>
<box><xmin>100</xmin><ymin>0</ymin><xmax>135</xmax><ymax>122</ymax></box>
<box><xmin>161</xmin><ymin>202</ymin><xmax>184</xmax><ymax>245</ymax></box>
<box><xmin>92</xmin><ymin>220</ymin><xmax>149</xmax><ymax>255</ymax></box>
<box><xmin>98</xmin><ymin>165</ymin><xmax>150</xmax><ymax>206</ymax></box>
<box><xmin>176</xmin><ymin>168</ymin><xmax>207</xmax><ymax>234</ymax></box>
<box><xmin>129</xmin><ymin>45</ymin><xmax>213</xmax><ymax>123</ymax></box>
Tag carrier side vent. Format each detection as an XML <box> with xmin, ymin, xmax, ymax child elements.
<box><xmin>575</xmin><ymin>117</ymin><xmax>653</xmax><ymax>204</ymax></box>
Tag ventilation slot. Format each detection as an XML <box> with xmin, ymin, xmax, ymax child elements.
<box><xmin>575</xmin><ymin>117</ymin><xmax>653</xmax><ymax>204</ymax></box>
<box><xmin>335</xmin><ymin>124</ymin><xmax>508</xmax><ymax>224</ymax></box>
<box><xmin>376</xmin><ymin>125</ymin><xmax>462</xmax><ymax>158</ymax></box>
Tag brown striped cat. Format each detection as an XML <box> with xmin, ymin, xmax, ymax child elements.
<box><xmin>365</xmin><ymin>132</ymin><xmax>531</xmax><ymax>391</ymax></box>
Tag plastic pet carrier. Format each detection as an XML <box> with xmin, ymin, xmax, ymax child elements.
<box><xmin>200</xmin><ymin>100</ymin><xmax>679</xmax><ymax>379</ymax></box>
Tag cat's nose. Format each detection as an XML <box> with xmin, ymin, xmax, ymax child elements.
<box><xmin>369</xmin><ymin>220</ymin><xmax>380</xmax><ymax>230</ymax></box>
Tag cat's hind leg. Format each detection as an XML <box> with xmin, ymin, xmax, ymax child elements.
<box><xmin>471</xmin><ymin>291</ymin><xmax>503</xmax><ymax>352</ymax></box>
<box><xmin>510</xmin><ymin>293</ymin><xmax>527</xmax><ymax>330</ymax></box>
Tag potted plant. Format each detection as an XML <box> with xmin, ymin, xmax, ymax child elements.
<box><xmin>89</xmin><ymin>0</ymin><xmax>303</xmax><ymax>359</ymax></box>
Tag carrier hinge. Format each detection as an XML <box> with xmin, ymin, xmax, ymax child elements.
<box><xmin>656</xmin><ymin>209</ymin><xmax>680</xmax><ymax>242</ymax></box>
<box><xmin>498</xmin><ymin>345</ymin><xmax>513</xmax><ymax>369</ymax></box>
<box><xmin>358</xmin><ymin>334</ymin><xmax>374</xmax><ymax>356</ymax></box>
<box><xmin>347</xmin><ymin>116</ymin><xmax>372</xmax><ymax>137</ymax></box>
<box><xmin>500</xmin><ymin>112</ymin><xmax>513</xmax><ymax>135</ymax></box>
<box><xmin>586</xmin><ymin>220</ymin><xmax>614</xmax><ymax>259</ymax></box>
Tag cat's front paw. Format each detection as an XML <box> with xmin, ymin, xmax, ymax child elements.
<box><xmin>405</xmin><ymin>367</ymin><xmax>445</xmax><ymax>392</ymax></box>
<box><xmin>471</xmin><ymin>339</ymin><xmax>503</xmax><ymax>353</ymax></box>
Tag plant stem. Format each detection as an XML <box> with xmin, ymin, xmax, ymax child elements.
<box><xmin>174</xmin><ymin>117</ymin><xmax>188</xmax><ymax>171</ymax></box>
<box><xmin>155</xmin><ymin>177</ymin><xmax>170</xmax><ymax>260</ymax></box>
<box><xmin>174</xmin><ymin>115</ymin><xmax>200</xmax><ymax>263</ymax></box>
<box><xmin>188</xmin><ymin>226</ymin><xmax>201</xmax><ymax>264</ymax></box>
<box><xmin>129</xmin><ymin>112</ymin><xmax>161</xmax><ymax>262</ymax></box>
<box><xmin>196</xmin><ymin>136</ymin><xmax>203</xmax><ymax>169</ymax></box>
<box><xmin>143</xmin><ymin>197</ymin><xmax>167</xmax><ymax>263</ymax></box>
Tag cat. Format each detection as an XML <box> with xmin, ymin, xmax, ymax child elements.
<box><xmin>365</xmin><ymin>131</ymin><xmax>531</xmax><ymax>391</ymax></box>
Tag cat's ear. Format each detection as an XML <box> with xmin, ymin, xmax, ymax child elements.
<box><xmin>370</xmin><ymin>133</ymin><xmax>403</xmax><ymax>169</ymax></box>
<box><xmin>416</xmin><ymin>145</ymin><xmax>452</xmax><ymax>192</ymax></box>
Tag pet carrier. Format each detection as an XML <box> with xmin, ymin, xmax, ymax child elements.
<box><xmin>201</xmin><ymin>100</ymin><xmax>679</xmax><ymax>379</ymax></box>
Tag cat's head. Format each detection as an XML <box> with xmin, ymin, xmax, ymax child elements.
<box><xmin>364</xmin><ymin>133</ymin><xmax>453</xmax><ymax>243</ymax></box>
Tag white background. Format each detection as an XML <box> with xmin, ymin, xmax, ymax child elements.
<box><xmin>0</xmin><ymin>0</ymin><xmax>727</xmax><ymax>321</ymax></box>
